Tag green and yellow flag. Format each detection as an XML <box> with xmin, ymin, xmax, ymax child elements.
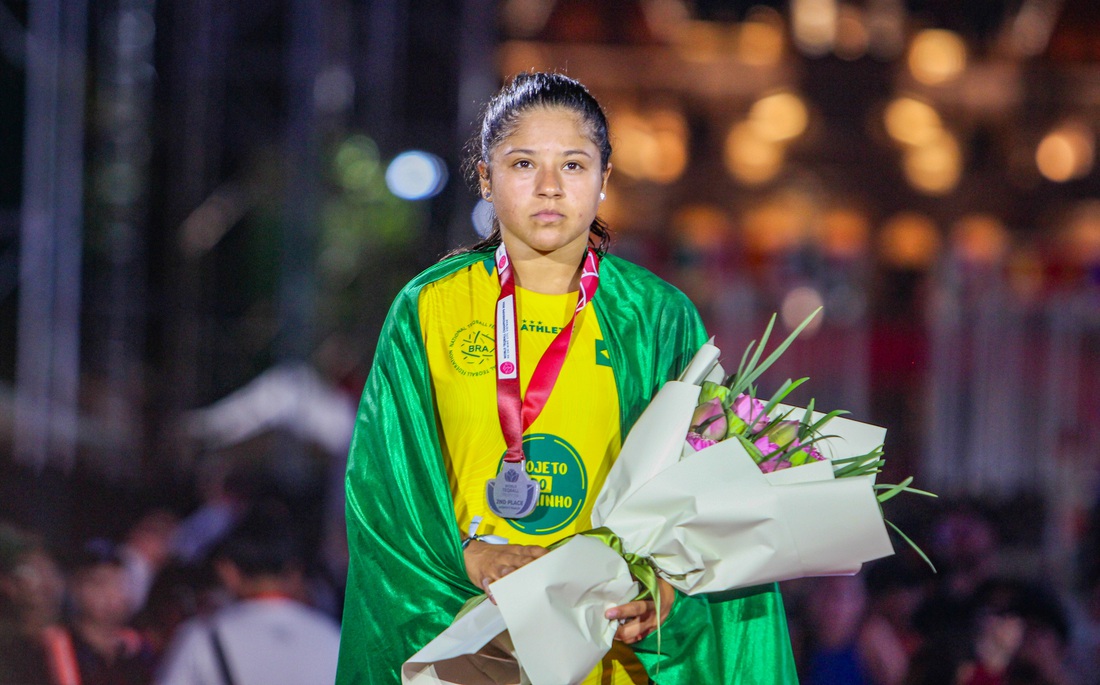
<box><xmin>337</xmin><ymin>248</ymin><xmax>798</xmax><ymax>684</ymax></box>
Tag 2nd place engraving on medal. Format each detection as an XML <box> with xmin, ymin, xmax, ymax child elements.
<box><xmin>486</xmin><ymin>461</ymin><xmax>540</xmax><ymax>519</ymax></box>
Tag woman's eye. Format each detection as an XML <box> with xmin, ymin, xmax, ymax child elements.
<box><xmin>564</xmin><ymin>161</ymin><xmax>582</xmax><ymax>170</ymax></box>
<box><xmin>513</xmin><ymin>160</ymin><xmax>532</xmax><ymax>169</ymax></box>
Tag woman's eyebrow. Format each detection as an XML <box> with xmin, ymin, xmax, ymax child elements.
<box><xmin>502</xmin><ymin>147</ymin><xmax>593</xmax><ymax>158</ymax></box>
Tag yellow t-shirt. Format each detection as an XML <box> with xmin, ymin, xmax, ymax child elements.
<box><xmin>419</xmin><ymin>259</ymin><xmax>646</xmax><ymax>685</ymax></box>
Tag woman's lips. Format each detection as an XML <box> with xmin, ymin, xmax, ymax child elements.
<box><xmin>533</xmin><ymin>210</ymin><xmax>564</xmax><ymax>221</ymax></box>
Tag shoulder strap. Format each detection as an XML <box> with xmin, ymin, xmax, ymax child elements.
<box><xmin>208</xmin><ymin>626</ymin><xmax>236</xmax><ymax>685</ymax></box>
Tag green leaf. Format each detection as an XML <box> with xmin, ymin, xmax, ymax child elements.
<box><xmin>733</xmin><ymin>434</ymin><xmax>768</xmax><ymax>464</ymax></box>
<box><xmin>799</xmin><ymin>398</ymin><xmax>816</xmax><ymax>436</ymax></box>
<box><xmin>797</xmin><ymin>433</ymin><xmax>842</xmax><ymax>450</ymax></box>
<box><xmin>874</xmin><ymin>484</ymin><xmax>938</xmax><ymax>499</ymax></box>
<box><xmin>875</xmin><ymin>477</ymin><xmax>914</xmax><ymax>503</ymax></box>
<box><xmin>731</xmin><ymin>308</ymin><xmax>822</xmax><ymax>396</ymax></box>
<box><xmin>831</xmin><ymin>446</ymin><xmax>885</xmax><ymax>473</ymax></box>
<box><xmin>743</xmin><ymin>315</ymin><xmax>776</xmax><ymax>384</ymax></box>
<box><xmin>833</xmin><ymin>456</ymin><xmax>885</xmax><ymax>478</ymax></box>
<box><xmin>762</xmin><ymin>378</ymin><xmax>809</xmax><ymax>417</ymax></box>
<box><xmin>736</xmin><ymin>338</ymin><xmax>757</xmax><ymax>380</ymax></box>
<box><xmin>886</xmin><ymin>519</ymin><xmax>936</xmax><ymax>573</ymax></box>
<box><xmin>808</xmin><ymin>410</ymin><xmax>849</xmax><ymax>436</ymax></box>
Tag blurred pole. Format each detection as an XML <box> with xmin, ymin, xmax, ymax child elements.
<box><xmin>94</xmin><ymin>0</ymin><xmax>157</xmax><ymax>478</ymax></box>
<box><xmin>280</xmin><ymin>0</ymin><xmax>323</xmax><ymax>365</ymax></box>
<box><xmin>275</xmin><ymin>0</ymin><xmax>325</xmax><ymax>476</ymax></box>
<box><xmin>163</xmin><ymin>0</ymin><xmax>226</xmax><ymax>473</ymax></box>
<box><xmin>448</xmin><ymin>0</ymin><xmax>496</xmax><ymax>248</ymax></box>
<box><xmin>361</xmin><ymin>0</ymin><xmax>407</xmax><ymax>154</ymax></box>
<box><xmin>15</xmin><ymin>0</ymin><xmax>89</xmax><ymax>472</ymax></box>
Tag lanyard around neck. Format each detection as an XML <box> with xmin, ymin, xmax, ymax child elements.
<box><xmin>494</xmin><ymin>243</ymin><xmax>600</xmax><ymax>463</ymax></box>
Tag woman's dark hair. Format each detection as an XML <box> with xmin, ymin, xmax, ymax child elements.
<box><xmin>459</xmin><ymin>72</ymin><xmax>613</xmax><ymax>255</ymax></box>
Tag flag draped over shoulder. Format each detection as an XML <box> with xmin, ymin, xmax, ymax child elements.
<box><xmin>336</xmin><ymin>248</ymin><xmax>799</xmax><ymax>685</ymax></box>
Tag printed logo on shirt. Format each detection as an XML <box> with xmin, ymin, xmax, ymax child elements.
<box><xmin>520</xmin><ymin>318</ymin><xmax>563</xmax><ymax>335</ymax></box>
<box><xmin>448</xmin><ymin>320</ymin><xmax>495</xmax><ymax>376</ymax></box>
<box><xmin>500</xmin><ymin>433</ymin><xmax>588</xmax><ymax>535</ymax></box>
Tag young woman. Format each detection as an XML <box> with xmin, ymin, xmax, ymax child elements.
<box><xmin>337</xmin><ymin>72</ymin><xmax>797</xmax><ymax>684</ymax></box>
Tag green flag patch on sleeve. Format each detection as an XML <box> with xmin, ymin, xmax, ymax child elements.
<box><xmin>596</xmin><ymin>339</ymin><xmax>612</xmax><ymax>367</ymax></box>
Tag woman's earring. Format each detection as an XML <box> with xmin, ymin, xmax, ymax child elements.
<box><xmin>600</xmin><ymin>192</ymin><xmax>606</xmax><ymax>201</ymax></box>
<box><xmin>483</xmin><ymin>190</ymin><xmax>492</xmax><ymax>200</ymax></box>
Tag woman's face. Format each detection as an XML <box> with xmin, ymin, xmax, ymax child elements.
<box><xmin>481</xmin><ymin>106</ymin><xmax>610</xmax><ymax>262</ymax></box>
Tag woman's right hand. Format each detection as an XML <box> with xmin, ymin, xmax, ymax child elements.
<box><xmin>463</xmin><ymin>540</ymin><xmax>547</xmax><ymax>600</ymax></box>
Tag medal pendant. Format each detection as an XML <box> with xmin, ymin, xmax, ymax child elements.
<box><xmin>486</xmin><ymin>460</ymin><xmax>540</xmax><ymax>519</ymax></box>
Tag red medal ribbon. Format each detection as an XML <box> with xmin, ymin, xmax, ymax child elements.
<box><xmin>494</xmin><ymin>244</ymin><xmax>600</xmax><ymax>463</ymax></box>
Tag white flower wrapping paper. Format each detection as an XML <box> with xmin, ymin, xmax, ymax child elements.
<box><xmin>402</xmin><ymin>342</ymin><xmax>897</xmax><ymax>685</ymax></box>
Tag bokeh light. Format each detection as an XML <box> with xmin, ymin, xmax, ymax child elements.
<box><xmin>818</xmin><ymin>207</ymin><xmax>871</xmax><ymax>259</ymax></box>
<box><xmin>903</xmin><ymin>131</ymin><xmax>962</xmax><ymax>195</ymax></box>
<box><xmin>1036</xmin><ymin>120</ymin><xmax>1095</xmax><ymax>182</ymax></box>
<box><xmin>742</xmin><ymin>194</ymin><xmax>813</xmax><ymax>253</ymax></box>
<box><xmin>672</xmin><ymin>204</ymin><xmax>733</xmax><ymax>251</ymax></box>
<box><xmin>792</xmin><ymin>0</ymin><xmax>838</xmax><ymax>57</ymax></box>
<box><xmin>725</xmin><ymin>122</ymin><xmax>785</xmax><ymax>185</ymax></box>
<box><xmin>748</xmin><ymin>91</ymin><xmax>809</xmax><ymax>143</ymax></box>
<box><xmin>610</xmin><ymin>108</ymin><xmax>689</xmax><ymax>184</ymax></box>
<box><xmin>1063</xmin><ymin>201</ymin><xmax>1100</xmax><ymax>266</ymax></box>
<box><xmin>334</xmin><ymin>135</ymin><xmax>381</xmax><ymax>193</ymax></box>
<box><xmin>781</xmin><ymin>286</ymin><xmax>826</xmax><ymax>336</ymax></box>
<box><xmin>950</xmin><ymin>214</ymin><xmax>1010</xmax><ymax>264</ymax></box>
<box><xmin>865</xmin><ymin>0</ymin><xmax>906</xmax><ymax>59</ymax></box>
<box><xmin>385</xmin><ymin>150</ymin><xmax>448</xmax><ymax>200</ymax></box>
<box><xmin>907</xmin><ymin>29</ymin><xmax>967</xmax><ymax>86</ymax></box>
<box><xmin>884</xmin><ymin>97</ymin><xmax>943</xmax><ymax>147</ymax></box>
<box><xmin>472</xmin><ymin>198</ymin><xmax>494</xmax><ymax>238</ymax></box>
<box><xmin>878</xmin><ymin>212</ymin><xmax>942</xmax><ymax>269</ymax></box>
<box><xmin>834</xmin><ymin>4</ymin><xmax>869</xmax><ymax>61</ymax></box>
<box><xmin>501</xmin><ymin>0</ymin><xmax>554</xmax><ymax>38</ymax></box>
<box><xmin>736</xmin><ymin>7</ymin><xmax>786</xmax><ymax>67</ymax></box>
<box><xmin>674</xmin><ymin>20</ymin><xmax>726</xmax><ymax>63</ymax></box>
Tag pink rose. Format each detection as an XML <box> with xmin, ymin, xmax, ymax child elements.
<box><xmin>753</xmin><ymin>435</ymin><xmax>781</xmax><ymax>459</ymax></box>
<box><xmin>757</xmin><ymin>455</ymin><xmax>791</xmax><ymax>473</ymax></box>
<box><xmin>732</xmin><ymin>394</ymin><xmax>771</xmax><ymax>433</ymax></box>
<box><xmin>691</xmin><ymin>398</ymin><xmax>728</xmax><ymax>441</ymax></box>
<box><xmin>788</xmin><ymin>444</ymin><xmax>826</xmax><ymax>466</ymax></box>
<box><xmin>686</xmin><ymin>433</ymin><xmax>718</xmax><ymax>452</ymax></box>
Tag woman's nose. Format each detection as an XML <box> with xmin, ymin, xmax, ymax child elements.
<box><xmin>535</xmin><ymin>168</ymin><xmax>563</xmax><ymax>197</ymax></box>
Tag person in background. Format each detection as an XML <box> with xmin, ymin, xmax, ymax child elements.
<box><xmin>169</xmin><ymin>460</ymin><xmax>260</xmax><ymax>566</ymax></box>
<box><xmin>907</xmin><ymin>577</ymin><xmax>1076</xmax><ymax>685</ymax></box>
<box><xmin>801</xmin><ymin>574</ymin><xmax>911</xmax><ymax>685</ymax></box>
<box><xmin>118</xmin><ymin>511</ymin><xmax>180</xmax><ymax>618</ymax></box>
<box><xmin>0</xmin><ymin>522</ymin><xmax>71</xmax><ymax>685</ymax></box>
<box><xmin>861</xmin><ymin>556</ymin><xmax>930</xmax><ymax>683</ymax></box>
<box><xmin>155</xmin><ymin>503</ymin><xmax>340</xmax><ymax>685</ymax></box>
<box><xmin>65</xmin><ymin>539</ymin><xmax>157</xmax><ymax>685</ymax></box>
<box><xmin>133</xmin><ymin>560</ymin><xmax>224</xmax><ymax>663</ymax></box>
<box><xmin>967</xmin><ymin>579</ymin><xmax>1074</xmax><ymax>685</ymax></box>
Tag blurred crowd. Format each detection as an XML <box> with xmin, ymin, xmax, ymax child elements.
<box><xmin>8</xmin><ymin>461</ymin><xmax>1100</xmax><ymax>685</ymax></box>
<box><xmin>784</xmin><ymin>502</ymin><xmax>1100</xmax><ymax>685</ymax></box>
<box><xmin>0</xmin><ymin>472</ymin><xmax>342</xmax><ymax>685</ymax></box>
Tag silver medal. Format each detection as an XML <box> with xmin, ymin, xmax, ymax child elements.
<box><xmin>486</xmin><ymin>460</ymin><xmax>540</xmax><ymax>519</ymax></box>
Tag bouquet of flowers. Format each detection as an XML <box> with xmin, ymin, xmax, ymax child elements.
<box><xmin>681</xmin><ymin>311</ymin><xmax>934</xmax><ymax>563</ymax></box>
<box><xmin>403</xmin><ymin>311</ymin><xmax>933</xmax><ymax>685</ymax></box>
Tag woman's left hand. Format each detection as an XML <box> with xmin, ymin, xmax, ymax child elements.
<box><xmin>603</xmin><ymin>577</ymin><xmax>676</xmax><ymax>645</ymax></box>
